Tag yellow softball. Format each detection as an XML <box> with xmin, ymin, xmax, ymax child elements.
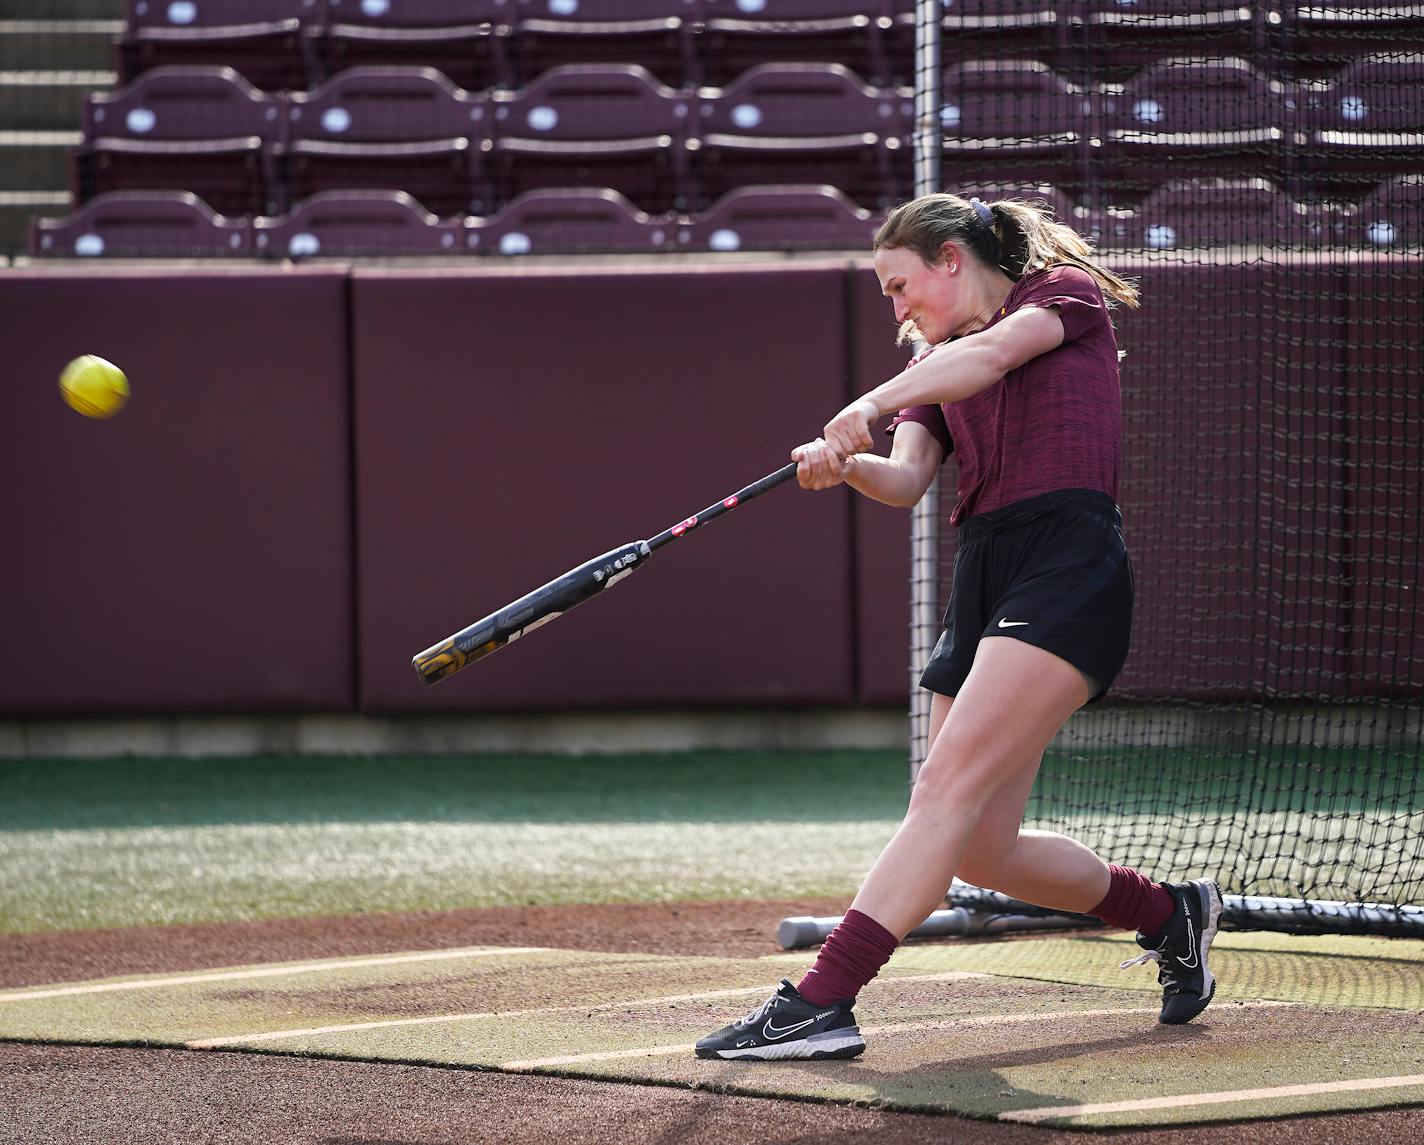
<box><xmin>59</xmin><ymin>355</ymin><xmax>129</xmax><ymax>419</ymax></box>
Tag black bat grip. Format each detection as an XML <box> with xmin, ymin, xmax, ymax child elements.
<box><xmin>646</xmin><ymin>461</ymin><xmax>798</xmax><ymax>552</ymax></box>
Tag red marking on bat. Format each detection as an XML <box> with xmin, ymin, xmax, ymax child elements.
<box><xmin>672</xmin><ymin>524</ymin><xmax>686</xmax><ymax>536</ymax></box>
<box><xmin>723</xmin><ymin>495</ymin><xmax>739</xmax><ymax>508</ymax></box>
<box><xmin>681</xmin><ymin>516</ymin><xmax>698</xmax><ymax>529</ymax></box>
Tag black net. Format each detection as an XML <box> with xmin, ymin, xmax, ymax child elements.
<box><xmin>911</xmin><ymin>2</ymin><xmax>1424</xmax><ymax>934</ymax></box>
<box><xmin>5</xmin><ymin>2</ymin><xmax>1421</xmax><ymax>930</ymax></box>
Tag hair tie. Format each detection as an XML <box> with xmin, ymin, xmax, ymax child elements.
<box><xmin>969</xmin><ymin>197</ymin><xmax>994</xmax><ymax>226</ymax></box>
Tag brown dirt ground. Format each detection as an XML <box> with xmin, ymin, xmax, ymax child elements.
<box><xmin>3</xmin><ymin>900</ymin><xmax>1423</xmax><ymax>1145</ymax></box>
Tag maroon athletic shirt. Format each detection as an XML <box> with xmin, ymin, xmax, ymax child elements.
<box><xmin>886</xmin><ymin>264</ymin><xmax>1122</xmax><ymax>526</ymax></box>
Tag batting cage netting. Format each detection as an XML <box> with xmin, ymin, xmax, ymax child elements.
<box><xmin>906</xmin><ymin>2</ymin><xmax>1424</xmax><ymax>937</ymax></box>
<box><xmin>8</xmin><ymin>3</ymin><xmax>1421</xmax><ymax>933</ymax></box>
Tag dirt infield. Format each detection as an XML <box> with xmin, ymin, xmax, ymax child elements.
<box><xmin>4</xmin><ymin>901</ymin><xmax>1424</xmax><ymax>1144</ymax></box>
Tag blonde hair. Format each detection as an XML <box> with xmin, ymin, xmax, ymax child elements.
<box><xmin>874</xmin><ymin>192</ymin><xmax>1140</xmax><ymax>310</ymax></box>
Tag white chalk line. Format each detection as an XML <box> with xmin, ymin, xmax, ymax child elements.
<box><xmin>188</xmin><ymin>983</ymin><xmax>780</xmax><ymax>1050</ymax></box>
<box><xmin>188</xmin><ymin>971</ymin><xmax>988</xmax><ymax>1050</ymax></box>
<box><xmin>0</xmin><ymin>947</ymin><xmax>551</xmax><ymax>1004</ymax></box>
<box><xmin>1000</xmin><ymin>1072</ymin><xmax>1424</xmax><ymax>1124</ymax></box>
<box><xmin>498</xmin><ymin>998</ymin><xmax>1294</xmax><ymax>1071</ymax></box>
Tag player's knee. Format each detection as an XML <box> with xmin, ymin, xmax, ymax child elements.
<box><xmin>909</xmin><ymin>730</ymin><xmax>1003</xmax><ymax>812</ymax></box>
<box><xmin>907</xmin><ymin>757</ymin><xmax>997</xmax><ymax>823</ymax></box>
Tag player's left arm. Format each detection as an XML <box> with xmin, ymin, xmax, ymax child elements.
<box><xmin>823</xmin><ymin>306</ymin><xmax>1066</xmax><ymax>457</ymax></box>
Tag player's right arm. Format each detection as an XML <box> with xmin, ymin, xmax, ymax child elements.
<box><xmin>792</xmin><ymin>420</ymin><xmax>942</xmax><ymax>508</ymax></box>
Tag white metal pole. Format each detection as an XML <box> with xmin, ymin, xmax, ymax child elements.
<box><xmin>909</xmin><ymin>0</ymin><xmax>943</xmax><ymax>785</ymax></box>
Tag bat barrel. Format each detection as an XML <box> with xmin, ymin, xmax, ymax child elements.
<box><xmin>410</xmin><ymin>460</ymin><xmax>798</xmax><ymax>687</ymax></box>
<box><xmin>411</xmin><ymin>541</ymin><xmax>651</xmax><ymax>685</ymax></box>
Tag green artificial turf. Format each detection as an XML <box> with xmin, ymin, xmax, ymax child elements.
<box><xmin>3</xmin><ymin>746</ymin><xmax>1418</xmax><ymax>935</ymax></box>
<box><xmin>0</xmin><ymin>752</ymin><xmax>909</xmax><ymax>934</ymax></box>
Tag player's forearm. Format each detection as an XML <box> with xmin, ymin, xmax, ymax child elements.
<box><xmin>863</xmin><ymin>337</ymin><xmax>1008</xmax><ymax>416</ymax></box>
<box><xmin>843</xmin><ymin>454</ymin><xmax>932</xmax><ymax>509</ymax></box>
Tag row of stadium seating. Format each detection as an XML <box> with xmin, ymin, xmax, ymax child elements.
<box><xmin>32</xmin><ymin>178</ymin><xmax>1424</xmax><ymax>259</ymax></box>
<box><xmin>119</xmin><ymin>0</ymin><xmax>1424</xmax><ymax>90</ymax></box>
<box><xmin>67</xmin><ymin>57</ymin><xmax>1424</xmax><ymax>222</ymax></box>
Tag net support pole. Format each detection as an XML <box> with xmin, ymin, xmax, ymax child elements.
<box><xmin>912</xmin><ymin>0</ymin><xmax>942</xmax><ymax>201</ymax></box>
<box><xmin>778</xmin><ymin>907</ymin><xmax>1099</xmax><ymax>951</ymax></box>
<box><xmin>778</xmin><ymin>887</ymin><xmax>1424</xmax><ymax>949</ymax></box>
<box><xmin>908</xmin><ymin>0</ymin><xmax>943</xmax><ymax>787</ymax></box>
<box><xmin>948</xmin><ymin>883</ymin><xmax>1424</xmax><ymax>939</ymax></box>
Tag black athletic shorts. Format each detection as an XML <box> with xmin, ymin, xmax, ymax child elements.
<box><xmin>920</xmin><ymin>488</ymin><xmax>1133</xmax><ymax>704</ymax></box>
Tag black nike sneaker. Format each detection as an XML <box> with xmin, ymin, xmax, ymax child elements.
<box><xmin>694</xmin><ymin>979</ymin><xmax>866</xmax><ymax>1061</ymax></box>
<box><xmin>1120</xmin><ymin>878</ymin><xmax>1223</xmax><ymax>1024</ymax></box>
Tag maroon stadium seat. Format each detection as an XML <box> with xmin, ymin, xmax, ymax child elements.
<box><xmin>463</xmin><ymin>186</ymin><xmax>672</xmax><ymax>254</ymax></box>
<box><xmin>1099</xmin><ymin>56</ymin><xmax>1288</xmax><ymax>205</ymax></box>
<box><xmin>939</xmin><ymin>60</ymin><xmax>1092</xmax><ymax>200</ymax></box>
<box><xmin>30</xmin><ymin>190</ymin><xmax>249</xmax><ymax>257</ymax></box>
<box><xmin>252</xmin><ymin>188</ymin><xmax>461</xmax><ymax>255</ymax></box>
<box><xmin>937</xmin><ymin>1</ymin><xmax>1066</xmax><ymax>74</ymax></box>
<box><xmin>1275</xmin><ymin>1</ymin><xmax>1424</xmax><ymax>77</ymax></box>
<box><xmin>321</xmin><ymin>0</ymin><xmax>509</xmax><ymax>25</ymax></box>
<box><xmin>513</xmin><ymin>0</ymin><xmax>701</xmax><ymax>90</ymax></box>
<box><xmin>75</xmin><ymin>65</ymin><xmax>283</xmax><ymax>217</ymax></box>
<box><xmin>1355</xmin><ymin>175</ymin><xmax>1424</xmax><ymax>250</ymax></box>
<box><xmin>698</xmin><ymin>61</ymin><xmax>908</xmax><ymax>139</ymax></box>
<box><xmin>700</xmin><ymin>0</ymin><xmax>904</xmax><ymax>88</ymax></box>
<box><xmin>1070</xmin><ymin>1</ymin><xmax>1261</xmax><ymax>81</ymax></box>
<box><xmin>674</xmin><ymin>184</ymin><xmax>878</xmax><ymax>252</ymax></box>
<box><xmin>693</xmin><ymin>62</ymin><xmax>910</xmax><ymax>210</ymax></box>
<box><xmin>1094</xmin><ymin>178</ymin><xmax>1308</xmax><ymax>249</ymax></box>
<box><xmin>283</xmin><ymin>66</ymin><xmax>492</xmax><ymax>215</ymax></box>
<box><xmin>952</xmin><ymin>181</ymin><xmax>1088</xmax><ymax>232</ymax></box>
<box><xmin>488</xmin><ymin>64</ymin><xmax>695</xmax><ymax>213</ymax></box>
<box><xmin>126</xmin><ymin>0</ymin><xmax>326</xmax><ymax>26</ymax></box>
<box><xmin>118</xmin><ymin>16</ymin><xmax>318</xmax><ymax>92</ymax></box>
<box><xmin>1297</xmin><ymin>54</ymin><xmax>1424</xmax><ymax>202</ymax></box>
<box><xmin>316</xmin><ymin>20</ymin><xmax>511</xmax><ymax>90</ymax></box>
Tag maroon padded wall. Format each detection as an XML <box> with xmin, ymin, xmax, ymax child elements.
<box><xmin>851</xmin><ymin>261</ymin><xmax>924</xmax><ymax>706</ymax></box>
<box><xmin>1</xmin><ymin>260</ymin><xmax>1409</xmax><ymax>719</ymax></box>
<box><xmin>1347</xmin><ymin>261</ymin><xmax>1423</xmax><ymax>698</ymax></box>
<box><xmin>0</xmin><ymin>268</ymin><xmax>353</xmax><ymax>715</ymax></box>
<box><xmin>353</xmin><ymin>263</ymin><xmax>857</xmax><ymax>713</ymax></box>
<box><xmin>1114</xmin><ymin>264</ymin><xmax>1348</xmax><ymax>701</ymax></box>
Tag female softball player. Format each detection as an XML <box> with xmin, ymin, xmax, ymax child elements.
<box><xmin>696</xmin><ymin>192</ymin><xmax>1222</xmax><ymax>1062</ymax></box>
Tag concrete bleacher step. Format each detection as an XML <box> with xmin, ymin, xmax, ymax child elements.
<box><xmin>0</xmin><ymin>21</ymin><xmax>124</xmax><ymax>73</ymax></box>
<box><xmin>0</xmin><ymin>192</ymin><xmax>69</xmax><ymax>258</ymax></box>
<box><xmin>0</xmin><ymin>71</ymin><xmax>113</xmax><ymax>129</ymax></box>
<box><xmin>0</xmin><ymin>131</ymin><xmax>80</xmax><ymax>193</ymax></box>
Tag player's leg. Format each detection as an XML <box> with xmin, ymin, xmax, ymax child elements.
<box><xmin>695</xmin><ymin>636</ymin><xmax>1086</xmax><ymax>1063</ymax></box>
<box><xmin>925</xmin><ymin>686</ymin><xmax>1113</xmax><ymax>911</ymax></box>
<box><xmin>945</xmin><ymin>676</ymin><xmax>1221</xmax><ymax>1026</ymax></box>
<box><xmin>844</xmin><ymin>635</ymin><xmax>1091</xmax><ymax>936</ymax></box>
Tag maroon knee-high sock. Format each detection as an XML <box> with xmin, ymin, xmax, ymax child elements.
<box><xmin>1089</xmin><ymin>864</ymin><xmax>1176</xmax><ymax>938</ymax></box>
<box><xmin>796</xmin><ymin>908</ymin><xmax>899</xmax><ymax>1007</ymax></box>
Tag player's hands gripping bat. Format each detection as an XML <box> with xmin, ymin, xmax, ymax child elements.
<box><xmin>411</xmin><ymin>461</ymin><xmax>798</xmax><ymax>685</ymax></box>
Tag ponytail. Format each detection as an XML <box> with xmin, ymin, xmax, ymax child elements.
<box><xmin>874</xmin><ymin>192</ymin><xmax>1140</xmax><ymax>310</ymax></box>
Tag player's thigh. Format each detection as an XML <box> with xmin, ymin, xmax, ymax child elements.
<box><xmin>914</xmin><ymin>636</ymin><xmax>1089</xmax><ymax>807</ymax></box>
<box><xmin>926</xmin><ymin>690</ymin><xmax>953</xmax><ymax>758</ymax></box>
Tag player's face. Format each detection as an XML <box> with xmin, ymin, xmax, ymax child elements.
<box><xmin>874</xmin><ymin>243</ymin><xmax>964</xmax><ymax>345</ymax></box>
